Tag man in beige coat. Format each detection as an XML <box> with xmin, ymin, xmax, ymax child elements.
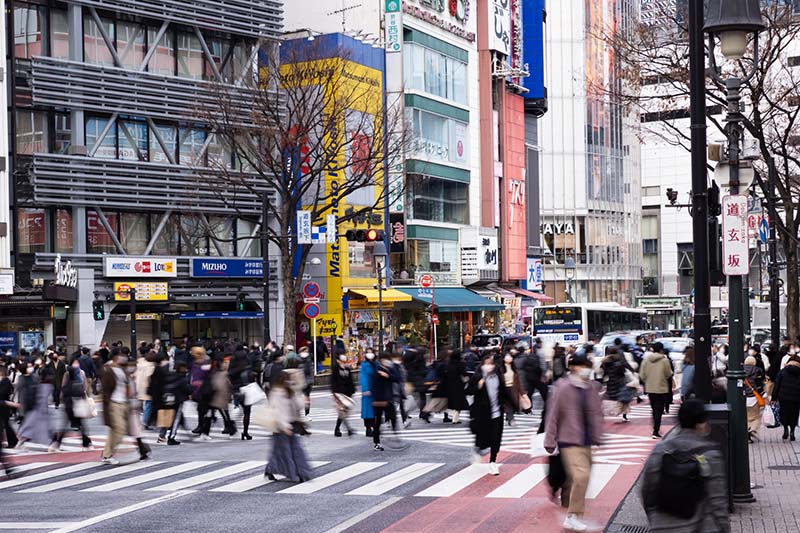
<box><xmin>639</xmin><ymin>342</ymin><xmax>673</xmax><ymax>439</ymax></box>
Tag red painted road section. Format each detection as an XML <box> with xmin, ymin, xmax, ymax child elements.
<box><xmin>381</xmin><ymin>411</ymin><xmax>672</xmax><ymax>533</ymax></box>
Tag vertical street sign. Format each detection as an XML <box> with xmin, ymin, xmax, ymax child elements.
<box><xmin>721</xmin><ymin>195</ymin><xmax>749</xmax><ymax>276</ymax></box>
<box><xmin>297</xmin><ymin>210</ymin><xmax>312</xmax><ymax>244</ymax></box>
<box><xmin>385</xmin><ymin>0</ymin><xmax>402</xmax><ymax>53</ymax></box>
<box><xmin>327</xmin><ymin>214</ymin><xmax>337</xmax><ymax>245</ymax></box>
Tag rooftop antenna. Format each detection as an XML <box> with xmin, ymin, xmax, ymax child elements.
<box><xmin>328</xmin><ymin>3</ymin><xmax>362</xmax><ymax>32</ymax></box>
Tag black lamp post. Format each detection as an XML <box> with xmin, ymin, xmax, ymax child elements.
<box><xmin>564</xmin><ymin>257</ymin><xmax>576</xmax><ymax>303</ymax></box>
<box><xmin>374</xmin><ymin>241</ymin><xmax>388</xmax><ymax>352</ymax></box>
<box><xmin>705</xmin><ymin>0</ymin><xmax>764</xmax><ymax>505</ymax></box>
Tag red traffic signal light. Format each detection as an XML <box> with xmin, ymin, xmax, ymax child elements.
<box><xmin>344</xmin><ymin>229</ymin><xmax>385</xmax><ymax>242</ymax></box>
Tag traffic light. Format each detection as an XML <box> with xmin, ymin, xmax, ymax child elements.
<box><xmin>345</xmin><ymin>229</ymin><xmax>385</xmax><ymax>242</ymax></box>
<box><xmin>237</xmin><ymin>293</ymin><xmax>246</xmax><ymax>312</ymax></box>
<box><xmin>92</xmin><ymin>300</ymin><xmax>105</xmax><ymax>321</ymax></box>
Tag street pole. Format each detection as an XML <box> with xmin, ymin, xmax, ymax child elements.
<box><xmin>688</xmin><ymin>0</ymin><xmax>712</xmax><ymax>402</ymax></box>
<box><xmin>768</xmin><ymin>158</ymin><xmax>780</xmax><ymax>350</ymax></box>
<box><xmin>130</xmin><ymin>287</ymin><xmax>137</xmax><ymax>351</ymax></box>
<box><xmin>724</xmin><ymin>76</ymin><xmax>754</xmax><ymax>503</ymax></box>
<box><xmin>261</xmin><ymin>194</ymin><xmax>271</xmax><ymax>344</ymax></box>
<box><xmin>377</xmin><ymin>262</ymin><xmax>384</xmax><ymax>353</ymax></box>
<box><xmin>743</xmin><ymin>270</ymin><xmax>751</xmax><ymax>337</ymax></box>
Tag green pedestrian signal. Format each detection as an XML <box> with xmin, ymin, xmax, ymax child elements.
<box><xmin>237</xmin><ymin>293</ymin><xmax>246</xmax><ymax>312</ymax></box>
<box><xmin>92</xmin><ymin>300</ymin><xmax>105</xmax><ymax>321</ymax></box>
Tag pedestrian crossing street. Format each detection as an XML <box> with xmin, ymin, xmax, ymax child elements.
<box><xmin>0</xmin><ymin>458</ymin><xmax>626</xmax><ymax>500</ymax></box>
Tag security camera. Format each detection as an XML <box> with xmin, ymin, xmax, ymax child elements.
<box><xmin>666</xmin><ymin>188</ymin><xmax>678</xmax><ymax>205</ymax></box>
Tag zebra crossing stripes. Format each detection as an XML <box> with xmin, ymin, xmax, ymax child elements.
<box><xmin>209</xmin><ymin>461</ymin><xmax>330</xmax><ymax>493</ymax></box>
<box><xmin>81</xmin><ymin>461</ymin><xmax>218</xmax><ymax>492</ymax></box>
<box><xmin>277</xmin><ymin>462</ymin><xmax>386</xmax><ymax>494</ymax></box>
<box><xmin>414</xmin><ymin>465</ymin><xmax>489</xmax><ymax>497</ymax></box>
<box><xmin>0</xmin><ymin>462</ymin><xmax>100</xmax><ymax>490</ymax></box>
<box><xmin>486</xmin><ymin>464</ymin><xmax>548</xmax><ymax>499</ymax></box>
<box><xmin>345</xmin><ymin>463</ymin><xmax>443</xmax><ymax>496</ymax></box>
<box><xmin>147</xmin><ymin>461</ymin><xmax>264</xmax><ymax>491</ymax></box>
<box><xmin>17</xmin><ymin>462</ymin><xmax>164</xmax><ymax>494</ymax></box>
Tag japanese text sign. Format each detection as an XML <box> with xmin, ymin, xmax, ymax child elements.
<box><xmin>721</xmin><ymin>195</ymin><xmax>749</xmax><ymax>276</ymax></box>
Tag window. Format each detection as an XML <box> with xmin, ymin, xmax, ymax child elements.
<box><xmin>179</xmin><ymin>127</ymin><xmax>206</xmax><ymax>166</ymax></box>
<box><xmin>118</xmin><ymin>118</ymin><xmax>148</xmax><ymax>161</ymax></box>
<box><xmin>55</xmin><ymin>209</ymin><xmax>72</xmax><ymax>253</ymax></box>
<box><xmin>403</xmin><ymin>43</ymin><xmax>467</xmax><ymax>105</ymax></box>
<box><xmin>151</xmin><ymin>214</ymin><xmax>179</xmax><ymax>255</ymax></box>
<box><xmin>407</xmin><ymin>175</ymin><xmax>469</xmax><ymax>225</ymax></box>
<box><xmin>179</xmin><ymin>215</ymin><xmax>209</xmax><ymax>256</ymax></box>
<box><xmin>147</xmin><ymin>26</ymin><xmax>175</xmax><ymax>76</ymax></box>
<box><xmin>406</xmin><ymin>239</ymin><xmax>458</xmax><ymax>273</ymax></box>
<box><xmin>348</xmin><ymin>241</ymin><xmax>376</xmax><ymax>278</ymax></box>
<box><xmin>790</xmin><ymin>56</ymin><xmax>800</xmax><ymax>67</ymax></box>
<box><xmin>13</xmin><ymin>5</ymin><xmax>45</xmax><ymax>60</ymax></box>
<box><xmin>150</xmin><ymin>124</ymin><xmax>177</xmax><ymax>164</ymax></box>
<box><xmin>87</xmin><ymin>210</ymin><xmax>119</xmax><ymax>254</ymax></box>
<box><xmin>641</xmin><ymin>185</ymin><xmax>660</xmax><ymax>197</ymax></box>
<box><xmin>53</xmin><ymin>113</ymin><xmax>71</xmax><ymax>154</ymax></box>
<box><xmin>208</xmin><ymin>217</ymin><xmax>234</xmax><ymax>256</ymax></box>
<box><xmin>643</xmin><ymin>238</ymin><xmax>658</xmax><ymax>254</ymax></box>
<box><xmin>84</xmin><ymin>15</ymin><xmax>115</xmax><ymax>66</ymax></box>
<box><xmin>86</xmin><ymin>116</ymin><xmax>117</xmax><ymax>158</ymax></box>
<box><xmin>15</xmin><ymin>110</ymin><xmax>47</xmax><ymax>155</ymax></box>
<box><xmin>50</xmin><ymin>9</ymin><xmax>70</xmax><ymax>59</ymax></box>
<box><xmin>410</xmin><ymin>109</ymin><xmax>468</xmax><ymax>165</ymax></box>
<box><xmin>17</xmin><ymin>208</ymin><xmax>49</xmax><ymax>253</ymax></box>
<box><xmin>177</xmin><ymin>33</ymin><xmax>204</xmax><ymax>80</ymax></box>
<box><xmin>120</xmin><ymin>213</ymin><xmax>149</xmax><ymax>254</ymax></box>
<box><xmin>117</xmin><ymin>21</ymin><xmax>145</xmax><ymax>69</ymax></box>
<box><xmin>236</xmin><ymin>219</ymin><xmax>260</xmax><ymax>257</ymax></box>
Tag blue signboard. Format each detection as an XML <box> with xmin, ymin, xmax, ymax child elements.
<box><xmin>190</xmin><ymin>258</ymin><xmax>264</xmax><ymax>278</ymax></box>
<box><xmin>522</xmin><ymin>0</ymin><xmax>546</xmax><ymax>101</ymax></box>
<box><xmin>0</xmin><ymin>332</ymin><xmax>18</xmax><ymax>355</ymax></box>
<box><xmin>178</xmin><ymin>311</ymin><xmax>264</xmax><ymax>320</ymax></box>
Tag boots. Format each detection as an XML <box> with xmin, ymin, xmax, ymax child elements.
<box><xmin>365</xmin><ymin>420</ymin><xmax>373</xmax><ymax>437</ymax></box>
<box><xmin>137</xmin><ymin>438</ymin><xmax>151</xmax><ymax>460</ymax></box>
<box><xmin>783</xmin><ymin>426</ymin><xmax>790</xmax><ymax>440</ymax></box>
<box><xmin>334</xmin><ymin>419</ymin><xmax>343</xmax><ymax>437</ymax></box>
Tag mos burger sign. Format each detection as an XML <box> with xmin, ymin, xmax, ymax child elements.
<box><xmin>103</xmin><ymin>257</ymin><xmax>178</xmax><ymax>278</ymax></box>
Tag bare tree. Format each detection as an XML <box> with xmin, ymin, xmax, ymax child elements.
<box><xmin>202</xmin><ymin>39</ymin><xmax>407</xmax><ymax>346</ymax></box>
<box><xmin>600</xmin><ymin>2</ymin><xmax>800</xmax><ymax>337</ymax></box>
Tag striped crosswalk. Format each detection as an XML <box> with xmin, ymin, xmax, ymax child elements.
<box><xmin>0</xmin><ymin>458</ymin><xmax>626</xmax><ymax>500</ymax></box>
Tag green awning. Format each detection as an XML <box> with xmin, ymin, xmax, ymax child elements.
<box><xmin>397</xmin><ymin>287</ymin><xmax>505</xmax><ymax>312</ymax></box>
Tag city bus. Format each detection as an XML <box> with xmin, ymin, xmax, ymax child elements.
<box><xmin>532</xmin><ymin>303</ymin><xmax>648</xmax><ymax>346</ymax></box>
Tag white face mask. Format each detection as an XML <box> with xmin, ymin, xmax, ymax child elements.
<box><xmin>504</xmin><ymin>356</ymin><xmax>513</xmax><ymax>364</ymax></box>
<box><xmin>338</xmin><ymin>355</ymin><xmax>347</xmax><ymax>362</ymax></box>
<box><xmin>300</xmin><ymin>353</ymin><xmax>309</xmax><ymax>359</ymax></box>
<box><xmin>577</xmin><ymin>367</ymin><xmax>592</xmax><ymax>380</ymax></box>
<box><xmin>482</xmin><ymin>364</ymin><xmax>495</xmax><ymax>375</ymax></box>
<box><xmin>201</xmin><ymin>364</ymin><xmax>211</xmax><ymax>371</ymax></box>
<box><xmin>365</xmin><ymin>353</ymin><xmax>375</xmax><ymax>361</ymax></box>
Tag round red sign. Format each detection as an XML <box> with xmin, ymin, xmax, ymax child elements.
<box><xmin>420</xmin><ymin>274</ymin><xmax>434</xmax><ymax>288</ymax></box>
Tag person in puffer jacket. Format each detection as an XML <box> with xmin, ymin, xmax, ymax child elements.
<box><xmin>772</xmin><ymin>354</ymin><xmax>800</xmax><ymax>441</ymax></box>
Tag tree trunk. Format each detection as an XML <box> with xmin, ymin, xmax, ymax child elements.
<box><xmin>281</xmin><ymin>245</ymin><xmax>297</xmax><ymax>347</ymax></box>
<box><xmin>785</xmin><ymin>232</ymin><xmax>799</xmax><ymax>340</ymax></box>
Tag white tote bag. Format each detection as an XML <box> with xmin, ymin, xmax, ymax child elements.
<box><xmin>241</xmin><ymin>383</ymin><xmax>267</xmax><ymax>406</ymax></box>
<box><xmin>251</xmin><ymin>402</ymin><xmax>278</xmax><ymax>433</ymax></box>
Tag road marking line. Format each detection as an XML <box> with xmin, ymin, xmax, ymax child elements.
<box><xmin>3</xmin><ymin>462</ymin><xmax>56</xmax><ymax>474</ymax></box>
<box><xmin>486</xmin><ymin>464</ymin><xmax>548</xmax><ymax>498</ymax></box>
<box><xmin>346</xmin><ymin>463</ymin><xmax>443</xmax><ymax>496</ymax></box>
<box><xmin>0</xmin><ymin>462</ymin><xmax>99</xmax><ymax>491</ymax></box>
<box><xmin>49</xmin><ymin>490</ymin><xmax>194</xmax><ymax>533</ymax></box>
<box><xmin>81</xmin><ymin>461</ymin><xmax>217</xmax><ymax>492</ymax></box>
<box><xmin>18</xmin><ymin>461</ymin><xmax>163</xmax><ymax>493</ymax></box>
<box><xmin>415</xmin><ymin>465</ymin><xmax>488</xmax><ymax>497</ymax></box>
<box><xmin>586</xmin><ymin>464</ymin><xmax>620</xmax><ymax>498</ymax></box>
<box><xmin>593</xmin><ymin>448</ymin><xmax>652</xmax><ymax>455</ymax></box>
<box><xmin>325</xmin><ymin>497</ymin><xmax>401</xmax><ymax>533</ymax></box>
<box><xmin>0</xmin><ymin>522</ymin><xmax>77</xmax><ymax>529</ymax></box>
<box><xmin>278</xmin><ymin>462</ymin><xmax>386</xmax><ymax>494</ymax></box>
<box><xmin>147</xmin><ymin>461</ymin><xmax>264</xmax><ymax>491</ymax></box>
<box><xmin>209</xmin><ymin>461</ymin><xmax>330</xmax><ymax>493</ymax></box>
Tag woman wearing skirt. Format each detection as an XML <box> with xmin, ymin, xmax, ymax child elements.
<box><xmin>265</xmin><ymin>371</ymin><xmax>313</xmax><ymax>482</ymax></box>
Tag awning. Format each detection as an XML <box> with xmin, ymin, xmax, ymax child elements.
<box><xmin>397</xmin><ymin>287</ymin><xmax>505</xmax><ymax>312</ymax></box>
<box><xmin>348</xmin><ymin>288</ymin><xmax>413</xmax><ymax>303</ymax></box>
<box><xmin>510</xmin><ymin>287</ymin><xmax>554</xmax><ymax>302</ymax></box>
<box><xmin>486</xmin><ymin>283</ymin><xmax>516</xmax><ymax>298</ymax></box>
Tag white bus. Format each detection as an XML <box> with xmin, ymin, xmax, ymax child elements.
<box><xmin>532</xmin><ymin>303</ymin><xmax>648</xmax><ymax>346</ymax></box>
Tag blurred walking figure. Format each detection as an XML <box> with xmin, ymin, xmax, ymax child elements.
<box><xmin>500</xmin><ymin>351</ymin><xmax>526</xmax><ymax>427</ymax></box>
<box><xmin>210</xmin><ymin>359</ymin><xmax>235</xmax><ymax>437</ymax></box>
<box><xmin>468</xmin><ymin>354</ymin><xmax>510</xmax><ymax>476</ymax></box>
<box><xmin>642</xmin><ymin>399</ymin><xmax>729</xmax><ymax>533</ymax></box>
<box><xmin>0</xmin><ymin>365</ymin><xmax>18</xmax><ymax>452</ymax></box>
<box><xmin>264</xmin><ymin>371</ymin><xmax>313</xmax><ymax>482</ymax></box>
<box><xmin>229</xmin><ymin>345</ymin><xmax>255</xmax><ymax>440</ymax></box>
<box><xmin>360</xmin><ymin>351</ymin><xmax>376</xmax><ymax>437</ymax></box>
<box><xmin>50</xmin><ymin>357</ymin><xmax>92</xmax><ymax>451</ymax></box>
<box><xmin>640</xmin><ymin>342</ymin><xmax>674</xmax><ymax>439</ymax></box>
<box><xmin>600</xmin><ymin>348</ymin><xmax>634</xmax><ymax>422</ymax></box>
<box><xmin>446</xmin><ymin>349</ymin><xmax>468</xmax><ymax>424</ymax></box>
<box><xmin>372</xmin><ymin>352</ymin><xmax>401</xmax><ymax>451</ymax></box>
<box><xmin>298</xmin><ymin>347</ymin><xmax>314</xmax><ymax>417</ymax></box>
<box><xmin>522</xmin><ymin>342</ymin><xmax>548</xmax><ymax>433</ymax></box>
<box><xmin>125</xmin><ymin>358</ymin><xmax>151</xmax><ymax>460</ymax></box>
<box><xmin>680</xmin><ymin>348</ymin><xmax>696</xmax><ymax>400</ymax></box>
<box><xmin>100</xmin><ymin>350</ymin><xmax>132</xmax><ymax>465</ymax></box>
<box><xmin>772</xmin><ymin>354</ymin><xmax>800</xmax><ymax>441</ymax></box>
<box><xmin>744</xmin><ymin>355</ymin><xmax>766</xmax><ymax>442</ymax></box>
<box><xmin>44</xmin><ymin>350</ymin><xmax>66</xmax><ymax>409</ymax></box>
<box><xmin>137</xmin><ymin>351</ymin><xmax>156</xmax><ymax>430</ymax></box>
<box><xmin>16</xmin><ymin>359</ymin><xmax>51</xmax><ymax>449</ymax></box>
<box><xmin>331</xmin><ymin>353</ymin><xmax>355</xmax><ymax>437</ymax></box>
<box><xmin>544</xmin><ymin>353</ymin><xmax>604</xmax><ymax>532</ymax></box>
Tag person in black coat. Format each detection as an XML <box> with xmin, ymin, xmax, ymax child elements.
<box><xmin>467</xmin><ymin>354</ymin><xmax>511</xmax><ymax>475</ymax></box>
<box><xmin>331</xmin><ymin>354</ymin><xmax>356</xmax><ymax>437</ymax></box>
<box><xmin>372</xmin><ymin>352</ymin><xmax>401</xmax><ymax>451</ymax></box>
<box><xmin>229</xmin><ymin>345</ymin><xmax>254</xmax><ymax>440</ymax></box>
<box><xmin>772</xmin><ymin>355</ymin><xmax>800</xmax><ymax>440</ymax></box>
<box><xmin>147</xmin><ymin>354</ymin><xmax>169</xmax><ymax>428</ymax></box>
<box><xmin>445</xmin><ymin>349</ymin><xmax>469</xmax><ymax>424</ymax></box>
<box><xmin>403</xmin><ymin>346</ymin><xmax>428</xmax><ymax>417</ymax></box>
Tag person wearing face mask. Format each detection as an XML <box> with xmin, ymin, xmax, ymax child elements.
<box><xmin>372</xmin><ymin>352</ymin><xmax>401</xmax><ymax>451</ymax></box>
<box><xmin>360</xmin><ymin>351</ymin><xmax>376</xmax><ymax>437</ymax></box>
<box><xmin>641</xmin><ymin>400</ymin><xmax>729</xmax><ymax>533</ymax></box>
<box><xmin>331</xmin><ymin>352</ymin><xmax>355</xmax><ymax>437</ymax></box>
<box><xmin>467</xmin><ymin>354</ymin><xmax>510</xmax><ymax>476</ymax></box>
<box><xmin>772</xmin><ymin>354</ymin><xmax>800</xmax><ymax>441</ymax></box>
<box><xmin>780</xmin><ymin>344</ymin><xmax>800</xmax><ymax>370</ymax></box>
<box><xmin>43</xmin><ymin>349</ymin><xmax>66</xmax><ymax>409</ymax></box>
<box><xmin>49</xmin><ymin>357</ymin><xmax>92</xmax><ymax>452</ymax></box>
<box><xmin>501</xmin><ymin>351</ymin><xmax>526</xmax><ymax>427</ymax></box>
<box><xmin>16</xmin><ymin>359</ymin><xmax>52</xmax><ymax>449</ymax></box>
<box><xmin>298</xmin><ymin>346</ymin><xmax>314</xmax><ymax>418</ymax></box>
<box><xmin>543</xmin><ymin>353</ymin><xmax>604</xmax><ymax>532</ymax></box>
<box><xmin>639</xmin><ymin>342</ymin><xmax>674</xmax><ymax>439</ymax></box>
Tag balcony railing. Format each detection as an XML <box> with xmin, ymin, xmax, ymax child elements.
<box><xmin>31</xmin><ymin>56</ymin><xmax>266</xmax><ymax>127</ymax></box>
<box><xmin>63</xmin><ymin>0</ymin><xmax>283</xmax><ymax>39</ymax></box>
<box><xmin>28</xmin><ymin>153</ymin><xmax>275</xmax><ymax>215</ymax></box>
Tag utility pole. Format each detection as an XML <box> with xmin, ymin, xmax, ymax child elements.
<box><xmin>768</xmin><ymin>158</ymin><xmax>780</xmax><ymax>351</ymax></box>
<box><xmin>261</xmin><ymin>195</ymin><xmax>271</xmax><ymax>344</ymax></box>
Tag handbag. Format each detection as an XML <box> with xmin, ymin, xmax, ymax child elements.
<box><xmin>744</xmin><ymin>379</ymin><xmax>766</xmax><ymax>408</ymax></box>
<box><xmin>519</xmin><ymin>394</ymin><xmax>532</xmax><ymax>411</ymax></box>
<box><xmin>547</xmin><ymin>453</ymin><xmax>567</xmax><ymax>491</ymax></box>
<box><xmin>769</xmin><ymin>402</ymin><xmax>781</xmax><ymax>427</ymax></box>
<box><xmin>87</xmin><ymin>397</ymin><xmax>98</xmax><ymax>418</ymax></box>
<box><xmin>72</xmin><ymin>398</ymin><xmax>91</xmax><ymax>419</ymax></box>
<box><xmin>157</xmin><ymin>409</ymin><xmax>175</xmax><ymax>428</ymax></box>
<box><xmin>334</xmin><ymin>393</ymin><xmax>355</xmax><ymax>411</ymax></box>
<box><xmin>241</xmin><ymin>382</ymin><xmax>267</xmax><ymax>406</ymax></box>
<box><xmin>252</xmin><ymin>402</ymin><xmax>278</xmax><ymax>433</ymax></box>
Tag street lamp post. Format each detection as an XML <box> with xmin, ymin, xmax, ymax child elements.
<box><xmin>260</xmin><ymin>194</ymin><xmax>271</xmax><ymax>344</ymax></box>
<box><xmin>564</xmin><ymin>257</ymin><xmax>576</xmax><ymax>303</ymax></box>
<box><xmin>374</xmin><ymin>241</ymin><xmax>388</xmax><ymax>353</ymax></box>
<box><xmin>705</xmin><ymin>0</ymin><xmax>764</xmax><ymax>504</ymax></box>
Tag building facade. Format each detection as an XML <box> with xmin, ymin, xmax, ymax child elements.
<box><xmin>538</xmin><ymin>0</ymin><xmax>642</xmax><ymax>306</ymax></box>
<box><xmin>5</xmin><ymin>0</ymin><xmax>284</xmax><ymax>352</ymax></box>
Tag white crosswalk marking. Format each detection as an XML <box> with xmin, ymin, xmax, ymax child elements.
<box><xmin>81</xmin><ymin>461</ymin><xmax>218</xmax><ymax>492</ymax></box>
<box><xmin>415</xmin><ymin>465</ymin><xmax>488</xmax><ymax>498</ymax></box>
<box><xmin>486</xmin><ymin>464</ymin><xmax>548</xmax><ymax>499</ymax></box>
<box><xmin>2</xmin><ymin>462</ymin><xmax>56</xmax><ymax>474</ymax></box>
<box><xmin>209</xmin><ymin>461</ymin><xmax>330</xmax><ymax>493</ymax></box>
<box><xmin>346</xmin><ymin>463</ymin><xmax>443</xmax><ymax>496</ymax></box>
<box><xmin>147</xmin><ymin>461</ymin><xmax>264</xmax><ymax>491</ymax></box>
<box><xmin>0</xmin><ymin>463</ymin><xmax>100</xmax><ymax>491</ymax></box>
<box><xmin>18</xmin><ymin>462</ymin><xmax>164</xmax><ymax>493</ymax></box>
<box><xmin>586</xmin><ymin>464</ymin><xmax>619</xmax><ymax>499</ymax></box>
<box><xmin>278</xmin><ymin>462</ymin><xmax>386</xmax><ymax>495</ymax></box>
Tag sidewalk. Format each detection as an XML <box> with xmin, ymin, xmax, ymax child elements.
<box><xmin>606</xmin><ymin>421</ymin><xmax>800</xmax><ymax>533</ymax></box>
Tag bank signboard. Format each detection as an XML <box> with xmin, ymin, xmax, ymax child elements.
<box><xmin>103</xmin><ymin>257</ymin><xmax>177</xmax><ymax>278</ymax></box>
<box><xmin>190</xmin><ymin>258</ymin><xmax>264</xmax><ymax>278</ymax></box>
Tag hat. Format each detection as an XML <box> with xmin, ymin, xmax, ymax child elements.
<box><xmin>569</xmin><ymin>353</ymin><xmax>592</xmax><ymax>367</ymax></box>
<box><xmin>285</xmin><ymin>345</ymin><xmax>295</xmax><ymax>352</ymax></box>
<box><xmin>744</xmin><ymin>355</ymin><xmax>757</xmax><ymax>366</ymax></box>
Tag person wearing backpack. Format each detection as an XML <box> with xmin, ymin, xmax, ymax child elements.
<box><xmin>641</xmin><ymin>399</ymin><xmax>729</xmax><ymax>533</ymax></box>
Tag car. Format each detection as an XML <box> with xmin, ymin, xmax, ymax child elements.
<box><xmin>471</xmin><ymin>334</ymin><xmax>533</xmax><ymax>354</ymax></box>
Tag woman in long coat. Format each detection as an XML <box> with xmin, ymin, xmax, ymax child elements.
<box><xmin>360</xmin><ymin>352</ymin><xmax>376</xmax><ymax>437</ymax></box>
<box><xmin>17</xmin><ymin>361</ymin><xmax>52</xmax><ymax>448</ymax></box>
<box><xmin>264</xmin><ymin>371</ymin><xmax>313</xmax><ymax>482</ymax></box>
<box><xmin>467</xmin><ymin>354</ymin><xmax>511</xmax><ymax>476</ymax></box>
<box><xmin>445</xmin><ymin>349</ymin><xmax>469</xmax><ymax>424</ymax></box>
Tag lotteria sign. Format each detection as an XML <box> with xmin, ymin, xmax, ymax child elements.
<box><xmin>103</xmin><ymin>257</ymin><xmax>177</xmax><ymax>278</ymax></box>
<box><xmin>190</xmin><ymin>258</ymin><xmax>264</xmax><ymax>278</ymax></box>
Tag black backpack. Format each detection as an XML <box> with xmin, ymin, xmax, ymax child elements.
<box><xmin>655</xmin><ymin>445</ymin><xmax>714</xmax><ymax>519</ymax></box>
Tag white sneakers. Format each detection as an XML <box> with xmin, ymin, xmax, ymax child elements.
<box><xmin>47</xmin><ymin>444</ymin><xmax>60</xmax><ymax>453</ymax></box>
<box><xmin>488</xmin><ymin>462</ymin><xmax>500</xmax><ymax>476</ymax></box>
<box><xmin>563</xmin><ymin>513</ymin><xmax>588</xmax><ymax>532</ymax></box>
<box><xmin>101</xmin><ymin>457</ymin><xmax>120</xmax><ymax>466</ymax></box>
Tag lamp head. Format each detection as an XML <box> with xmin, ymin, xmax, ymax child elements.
<box><xmin>704</xmin><ymin>0</ymin><xmax>765</xmax><ymax>60</ymax></box>
<box><xmin>564</xmin><ymin>257</ymin><xmax>577</xmax><ymax>280</ymax></box>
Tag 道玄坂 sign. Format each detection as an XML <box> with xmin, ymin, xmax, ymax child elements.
<box><xmin>721</xmin><ymin>195</ymin><xmax>749</xmax><ymax>276</ymax></box>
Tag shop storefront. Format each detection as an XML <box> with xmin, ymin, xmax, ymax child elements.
<box><xmin>343</xmin><ymin>288</ymin><xmax>412</xmax><ymax>358</ymax></box>
<box><xmin>636</xmin><ymin>295</ymin><xmax>687</xmax><ymax>331</ymax></box>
